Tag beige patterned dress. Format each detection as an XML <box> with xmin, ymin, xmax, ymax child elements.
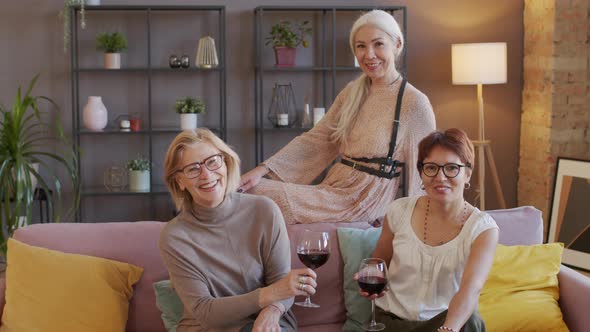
<box><xmin>251</xmin><ymin>80</ymin><xmax>436</xmax><ymax>224</ymax></box>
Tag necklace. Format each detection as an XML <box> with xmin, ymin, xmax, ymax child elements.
<box><xmin>423</xmin><ymin>198</ymin><xmax>468</xmax><ymax>245</ymax></box>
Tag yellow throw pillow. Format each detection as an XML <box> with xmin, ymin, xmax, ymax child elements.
<box><xmin>0</xmin><ymin>238</ymin><xmax>144</xmax><ymax>332</ymax></box>
<box><xmin>479</xmin><ymin>243</ymin><xmax>569</xmax><ymax>332</ymax></box>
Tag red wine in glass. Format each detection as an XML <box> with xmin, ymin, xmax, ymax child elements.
<box><xmin>297</xmin><ymin>249</ymin><xmax>330</xmax><ymax>270</ymax></box>
<box><xmin>358</xmin><ymin>258</ymin><xmax>386</xmax><ymax>331</ymax></box>
<box><xmin>295</xmin><ymin>231</ymin><xmax>330</xmax><ymax>308</ymax></box>
<box><xmin>357</xmin><ymin>276</ymin><xmax>387</xmax><ymax>295</ymax></box>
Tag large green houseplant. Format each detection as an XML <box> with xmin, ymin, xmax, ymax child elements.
<box><xmin>0</xmin><ymin>75</ymin><xmax>79</xmax><ymax>254</ymax></box>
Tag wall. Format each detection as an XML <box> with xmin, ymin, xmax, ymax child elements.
<box><xmin>520</xmin><ymin>0</ymin><xmax>590</xmax><ymax>230</ymax></box>
<box><xmin>0</xmin><ymin>0</ymin><xmax>524</xmax><ymax>221</ymax></box>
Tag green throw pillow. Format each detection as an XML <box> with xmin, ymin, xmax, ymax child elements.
<box><xmin>337</xmin><ymin>227</ymin><xmax>382</xmax><ymax>332</ymax></box>
<box><xmin>153</xmin><ymin>280</ymin><xmax>184</xmax><ymax>332</ymax></box>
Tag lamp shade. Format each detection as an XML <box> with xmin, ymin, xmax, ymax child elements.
<box><xmin>452</xmin><ymin>42</ymin><xmax>507</xmax><ymax>85</ymax></box>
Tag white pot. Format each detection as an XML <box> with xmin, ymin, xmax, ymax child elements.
<box><xmin>104</xmin><ymin>53</ymin><xmax>121</xmax><ymax>69</ymax></box>
<box><xmin>129</xmin><ymin>170</ymin><xmax>150</xmax><ymax>192</ymax></box>
<box><xmin>180</xmin><ymin>113</ymin><xmax>198</xmax><ymax>130</ymax></box>
<box><xmin>83</xmin><ymin>96</ymin><xmax>108</xmax><ymax>131</ymax></box>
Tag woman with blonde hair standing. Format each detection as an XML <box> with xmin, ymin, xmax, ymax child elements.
<box><xmin>239</xmin><ymin>10</ymin><xmax>436</xmax><ymax>224</ymax></box>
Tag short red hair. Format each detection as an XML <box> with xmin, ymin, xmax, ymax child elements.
<box><xmin>417</xmin><ymin>128</ymin><xmax>474</xmax><ymax>172</ymax></box>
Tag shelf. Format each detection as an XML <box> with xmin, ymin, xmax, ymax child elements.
<box><xmin>254</xmin><ymin>5</ymin><xmax>404</xmax><ymax>12</ymax></box>
<box><xmin>81</xmin><ymin>184</ymin><xmax>170</xmax><ymax>196</ymax></box>
<box><xmin>74</xmin><ymin>67</ymin><xmax>223</xmax><ymax>73</ymax></box>
<box><xmin>71</xmin><ymin>6</ymin><xmax>227</xmax><ymax>222</ymax></box>
<box><xmin>77</xmin><ymin>127</ymin><xmax>222</xmax><ymax>135</ymax></box>
<box><xmin>257</xmin><ymin>66</ymin><xmax>362</xmax><ymax>72</ymax></box>
<box><xmin>262</xmin><ymin>127</ymin><xmax>310</xmax><ymax>133</ymax></box>
<box><xmin>76</xmin><ymin>5</ymin><xmax>225</xmax><ymax>11</ymax></box>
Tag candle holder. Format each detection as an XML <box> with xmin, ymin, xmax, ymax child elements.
<box><xmin>267</xmin><ymin>83</ymin><xmax>297</xmax><ymax>128</ymax></box>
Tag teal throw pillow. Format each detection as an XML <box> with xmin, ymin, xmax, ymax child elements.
<box><xmin>153</xmin><ymin>280</ymin><xmax>184</xmax><ymax>332</ymax></box>
<box><xmin>337</xmin><ymin>227</ymin><xmax>382</xmax><ymax>332</ymax></box>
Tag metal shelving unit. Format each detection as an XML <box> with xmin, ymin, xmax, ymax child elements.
<box><xmin>70</xmin><ymin>5</ymin><xmax>226</xmax><ymax>222</ymax></box>
<box><xmin>253</xmin><ymin>6</ymin><xmax>406</xmax><ymax>164</ymax></box>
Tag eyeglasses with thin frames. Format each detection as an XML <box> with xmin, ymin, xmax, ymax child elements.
<box><xmin>177</xmin><ymin>153</ymin><xmax>224</xmax><ymax>179</ymax></box>
<box><xmin>419</xmin><ymin>162</ymin><xmax>471</xmax><ymax>178</ymax></box>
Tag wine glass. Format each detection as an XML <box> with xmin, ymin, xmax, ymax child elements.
<box><xmin>295</xmin><ymin>230</ymin><xmax>330</xmax><ymax>308</ymax></box>
<box><xmin>358</xmin><ymin>258</ymin><xmax>387</xmax><ymax>331</ymax></box>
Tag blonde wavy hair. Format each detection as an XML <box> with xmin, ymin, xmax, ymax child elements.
<box><xmin>163</xmin><ymin>129</ymin><xmax>240</xmax><ymax>211</ymax></box>
<box><xmin>331</xmin><ymin>10</ymin><xmax>405</xmax><ymax>147</ymax></box>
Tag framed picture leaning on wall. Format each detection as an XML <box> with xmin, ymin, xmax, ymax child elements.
<box><xmin>548</xmin><ymin>157</ymin><xmax>590</xmax><ymax>271</ymax></box>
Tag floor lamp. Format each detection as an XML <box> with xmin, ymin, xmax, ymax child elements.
<box><xmin>451</xmin><ymin>42</ymin><xmax>507</xmax><ymax>210</ymax></box>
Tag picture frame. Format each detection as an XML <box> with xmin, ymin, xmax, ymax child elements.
<box><xmin>548</xmin><ymin>157</ymin><xmax>590</xmax><ymax>271</ymax></box>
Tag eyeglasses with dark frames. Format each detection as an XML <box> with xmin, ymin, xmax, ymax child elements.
<box><xmin>419</xmin><ymin>162</ymin><xmax>471</xmax><ymax>178</ymax></box>
<box><xmin>177</xmin><ymin>153</ymin><xmax>224</xmax><ymax>179</ymax></box>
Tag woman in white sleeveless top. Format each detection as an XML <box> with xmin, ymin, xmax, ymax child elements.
<box><xmin>358</xmin><ymin>128</ymin><xmax>499</xmax><ymax>332</ymax></box>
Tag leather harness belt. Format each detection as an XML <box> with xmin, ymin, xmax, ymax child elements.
<box><xmin>340</xmin><ymin>78</ymin><xmax>407</xmax><ymax>180</ymax></box>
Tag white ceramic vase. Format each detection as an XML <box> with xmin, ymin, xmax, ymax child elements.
<box><xmin>180</xmin><ymin>113</ymin><xmax>198</xmax><ymax>130</ymax></box>
<box><xmin>83</xmin><ymin>96</ymin><xmax>108</xmax><ymax>131</ymax></box>
<box><xmin>104</xmin><ymin>53</ymin><xmax>121</xmax><ymax>69</ymax></box>
<box><xmin>129</xmin><ymin>170</ymin><xmax>150</xmax><ymax>192</ymax></box>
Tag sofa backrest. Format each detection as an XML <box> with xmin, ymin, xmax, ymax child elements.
<box><xmin>487</xmin><ymin>206</ymin><xmax>543</xmax><ymax>245</ymax></box>
<box><xmin>12</xmin><ymin>221</ymin><xmax>168</xmax><ymax>332</ymax></box>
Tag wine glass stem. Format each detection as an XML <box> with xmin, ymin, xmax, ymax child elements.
<box><xmin>370</xmin><ymin>299</ymin><xmax>377</xmax><ymax>326</ymax></box>
<box><xmin>304</xmin><ymin>295</ymin><xmax>312</xmax><ymax>305</ymax></box>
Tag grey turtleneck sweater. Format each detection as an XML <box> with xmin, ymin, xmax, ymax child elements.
<box><xmin>159</xmin><ymin>192</ymin><xmax>296</xmax><ymax>332</ymax></box>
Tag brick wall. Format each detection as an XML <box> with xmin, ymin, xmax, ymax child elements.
<box><xmin>520</xmin><ymin>0</ymin><xmax>590</xmax><ymax>232</ymax></box>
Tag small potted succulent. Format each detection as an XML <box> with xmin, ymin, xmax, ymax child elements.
<box><xmin>96</xmin><ymin>32</ymin><xmax>128</xmax><ymax>69</ymax></box>
<box><xmin>175</xmin><ymin>97</ymin><xmax>205</xmax><ymax>130</ymax></box>
<box><xmin>126</xmin><ymin>157</ymin><xmax>150</xmax><ymax>192</ymax></box>
<box><xmin>265</xmin><ymin>20</ymin><xmax>312</xmax><ymax>67</ymax></box>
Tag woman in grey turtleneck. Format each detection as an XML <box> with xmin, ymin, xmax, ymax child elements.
<box><xmin>159</xmin><ymin>129</ymin><xmax>316</xmax><ymax>332</ymax></box>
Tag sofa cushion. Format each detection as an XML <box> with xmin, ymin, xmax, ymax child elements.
<box><xmin>337</xmin><ymin>226</ymin><xmax>382</xmax><ymax>331</ymax></box>
<box><xmin>0</xmin><ymin>238</ymin><xmax>143</xmax><ymax>332</ymax></box>
<box><xmin>12</xmin><ymin>222</ymin><xmax>169</xmax><ymax>332</ymax></box>
<box><xmin>479</xmin><ymin>243</ymin><xmax>568</xmax><ymax>332</ymax></box>
<box><xmin>153</xmin><ymin>280</ymin><xmax>183</xmax><ymax>332</ymax></box>
<box><xmin>287</xmin><ymin>221</ymin><xmax>370</xmax><ymax>327</ymax></box>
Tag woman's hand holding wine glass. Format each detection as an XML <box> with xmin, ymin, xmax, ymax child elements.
<box><xmin>295</xmin><ymin>230</ymin><xmax>330</xmax><ymax>308</ymax></box>
<box><xmin>258</xmin><ymin>268</ymin><xmax>317</xmax><ymax>308</ymax></box>
<box><xmin>355</xmin><ymin>258</ymin><xmax>387</xmax><ymax>331</ymax></box>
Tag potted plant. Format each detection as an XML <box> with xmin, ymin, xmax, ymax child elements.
<box><xmin>265</xmin><ymin>20</ymin><xmax>312</xmax><ymax>67</ymax></box>
<box><xmin>175</xmin><ymin>97</ymin><xmax>205</xmax><ymax>130</ymax></box>
<box><xmin>126</xmin><ymin>157</ymin><xmax>150</xmax><ymax>192</ymax></box>
<box><xmin>0</xmin><ymin>75</ymin><xmax>79</xmax><ymax>254</ymax></box>
<box><xmin>96</xmin><ymin>32</ymin><xmax>128</xmax><ymax>69</ymax></box>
